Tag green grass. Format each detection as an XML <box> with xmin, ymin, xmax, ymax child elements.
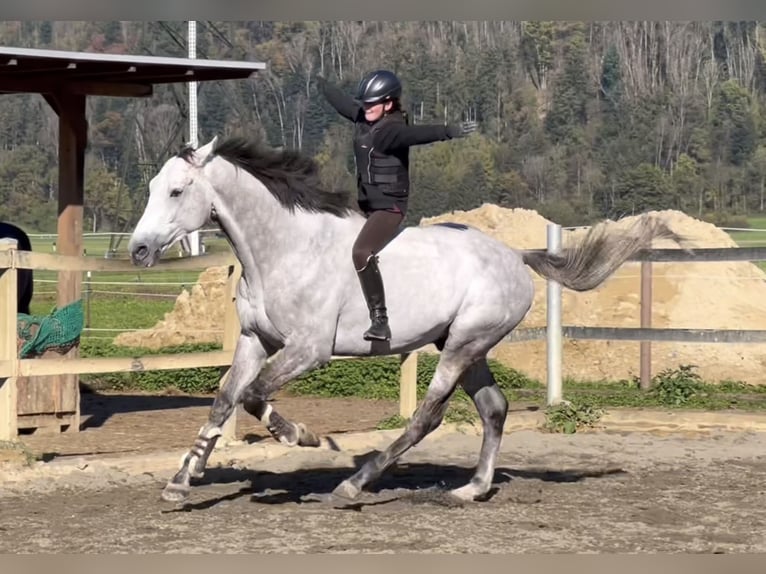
<box><xmin>499</xmin><ymin>373</ymin><xmax>766</xmax><ymax>412</ymax></box>
<box><xmin>725</xmin><ymin>215</ymin><xmax>766</xmax><ymax>247</ymax></box>
<box><xmin>33</xmin><ymin>269</ymin><xmax>209</xmax><ymax>298</ymax></box>
<box><xmin>542</xmin><ymin>401</ymin><xmax>604</xmax><ymax>434</ymax></box>
<box><xmin>719</xmin><ymin>215</ymin><xmax>766</xmax><ymax>272</ymax></box>
<box><xmin>742</xmin><ymin>215</ymin><xmax>766</xmax><ymax>227</ymax></box>
<box><xmin>287</xmin><ymin>355</ymin><xmax>766</xmax><ymax>415</ymax></box>
<box><xmin>30</xmin><ymin>290</ymin><xmax>176</xmax><ymax>339</ymax></box>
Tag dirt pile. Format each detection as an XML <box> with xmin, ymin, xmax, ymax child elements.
<box><xmin>112</xmin><ymin>266</ymin><xmax>229</xmax><ymax>350</ymax></box>
<box><xmin>422</xmin><ymin>204</ymin><xmax>766</xmax><ymax>384</ymax></box>
<box><xmin>114</xmin><ymin>203</ymin><xmax>766</xmax><ymax>384</ymax></box>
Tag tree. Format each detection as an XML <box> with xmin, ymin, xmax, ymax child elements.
<box><xmin>612</xmin><ymin>163</ymin><xmax>674</xmax><ymax>217</ymax></box>
<box><xmin>598</xmin><ymin>45</ymin><xmax>622</xmax><ymax>135</ymax></box>
<box><xmin>672</xmin><ymin>153</ymin><xmax>704</xmax><ymax>214</ymax></box>
<box><xmin>84</xmin><ymin>159</ymin><xmax>129</xmax><ymax>233</ymax></box>
<box><xmin>313</xmin><ymin>124</ymin><xmax>355</xmax><ymax>201</ymax></box>
<box><xmin>750</xmin><ymin>146</ymin><xmax>766</xmax><ymax>211</ymax></box>
<box><xmin>544</xmin><ymin>32</ymin><xmax>589</xmax><ymax>146</ymax></box>
<box><xmin>710</xmin><ymin>79</ymin><xmax>757</xmax><ymax>166</ymax></box>
<box><xmin>520</xmin><ymin>21</ymin><xmax>554</xmax><ymax>91</ymax></box>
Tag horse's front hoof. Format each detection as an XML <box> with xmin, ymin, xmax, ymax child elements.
<box><xmin>332</xmin><ymin>479</ymin><xmax>361</xmax><ymax>500</ymax></box>
<box><xmin>161</xmin><ymin>482</ymin><xmax>190</xmax><ymax>503</ymax></box>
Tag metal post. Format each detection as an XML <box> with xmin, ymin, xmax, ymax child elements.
<box><xmin>546</xmin><ymin>223</ymin><xmax>562</xmax><ymax>405</ymax></box>
<box><xmin>187</xmin><ymin>20</ymin><xmax>200</xmax><ymax>257</ymax></box>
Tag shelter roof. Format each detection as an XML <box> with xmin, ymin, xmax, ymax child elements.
<box><xmin>0</xmin><ymin>46</ymin><xmax>265</xmax><ymax>97</ymax></box>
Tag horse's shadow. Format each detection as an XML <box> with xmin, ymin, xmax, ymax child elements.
<box><xmin>165</xmin><ymin>450</ymin><xmax>627</xmax><ymax>513</ymax></box>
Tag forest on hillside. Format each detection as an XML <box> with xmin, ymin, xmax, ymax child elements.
<box><xmin>1</xmin><ymin>21</ymin><xmax>766</xmax><ymax>232</ymax></box>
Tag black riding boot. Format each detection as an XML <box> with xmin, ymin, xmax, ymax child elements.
<box><xmin>356</xmin><ymin>255</ymin><xmax>391</xmax><ymax>341</ymax></box>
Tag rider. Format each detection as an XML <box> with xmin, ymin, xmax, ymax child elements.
<box><xmin>317</xmin><ymin>69</ymin><xmax>478</xmax><ymax>341</ymax></box>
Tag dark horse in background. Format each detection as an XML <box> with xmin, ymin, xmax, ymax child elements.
<box><xmin>0</xmin><ymin>221</ymin><xmax>33</xmax><ymax>314</ymax></box>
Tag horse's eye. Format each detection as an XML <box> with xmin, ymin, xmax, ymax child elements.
<box><xmin>170</xmin><ymin>188</ymin><xmax>183</xmax><ymax>198</ymax></box>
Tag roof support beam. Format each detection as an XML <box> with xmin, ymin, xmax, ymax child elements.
<box><xmin>0</xmin><ymin>79</ymin><xmax>152</xmax><ymax>98</ymax></box>
<box><xmin>40</xmin><ymin>90</ymin><xmax>88</xmax><ymax>433</ymax></box>
<box><xmin>44</xmin><ymin>91</ymin><xmax>88</xmax><ymax>307</ymax></box>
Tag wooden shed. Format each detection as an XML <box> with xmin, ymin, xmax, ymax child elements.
<box><xmin>0</xmin><ymin>46</ymin><xmax>265</xmax><ymax>434</ymax></box>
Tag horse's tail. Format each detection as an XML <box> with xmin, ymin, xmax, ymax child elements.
<box><xmin>521</xmin><ymin>214</ymin><xmax>685</xmax><ymax>292</ymax></box>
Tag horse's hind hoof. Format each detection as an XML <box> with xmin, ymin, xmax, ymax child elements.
<box><xmin>161</xmin><ymin>482</ymin><xmax>190</xmax><ymax>503</ymax></box>
<box><xmin>297</xmin><ymin>423</ymin><xmax>321</xmax><ymax>447</ymax></box>
<box><xmin>449</xmin><ymin>486</ymin><xmax>478</xmax><ymax>502</ymax></box>
<box><xmin>450</xmin><ymin>482</ymin><xmax>491</xmax><ymax>502</ymax></box>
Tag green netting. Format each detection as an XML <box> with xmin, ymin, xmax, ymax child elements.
<box><xmin>16</xmin><ymin>299</ymin><xmax>84</xmax><ymax>358</ymax></box>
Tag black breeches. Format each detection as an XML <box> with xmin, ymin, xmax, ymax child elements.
<box><xmin>352</xmin><ymin>209</ymin><xmax>404</xmax><ymax>270</ymax></box>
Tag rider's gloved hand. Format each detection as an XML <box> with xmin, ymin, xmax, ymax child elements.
<box><xmin>446</xmin><ymin>120</ymin><xmax>479</xmax><ymax>139</ymax></box>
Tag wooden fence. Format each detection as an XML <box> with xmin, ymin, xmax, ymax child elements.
<box><xmin>0</xmin><ymin>240</ymin><xmax>419</xmax><ymax>441</ymax></box>
<box><xmin>4</xmin><ymin>225</ymin><xmax>766</xmax><ymax>442</ymax></box>
<box><xmin>519</xmin><ymin>224</ymin><xmax>766</xmax><ymax>403</ymax></box>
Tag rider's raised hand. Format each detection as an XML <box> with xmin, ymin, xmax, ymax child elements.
<box><xmin>447</xmin><ymin>120</ymin><xmax>479</xmax><ymax>139</ymax></box>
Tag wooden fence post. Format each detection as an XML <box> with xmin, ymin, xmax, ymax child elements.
<box><xmin>0</xmin><ymin>239</ymin><xmax>19</xmax><ymax>441</ymax></box>
<box><xmin>399</xmin><ymin>351</ymin><xmax>418</xmax><ymax>418</ymax></box>
<box><xmin>219</xmin><ymin>261</ymin><xmax>242</xmax><ymax>444</ymax></box>
<box><xmin>640</xmin><ymin>260</ymin><xmax>653</xmax><ymax>390</ymax></box>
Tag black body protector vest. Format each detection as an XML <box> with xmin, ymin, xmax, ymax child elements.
<box><xmin>353</xmin><ymin>112</ymin><xmax>410</xmax><ymax>207</ymax></box>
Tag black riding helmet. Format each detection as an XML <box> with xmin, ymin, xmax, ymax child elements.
<box><xmin>356</xmin><ymin>70</ymin><xmax>402</xmax><ymax>105</ymax></box>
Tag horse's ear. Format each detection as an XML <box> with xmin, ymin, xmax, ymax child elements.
<box><xmin>193</xmin><ymin>136</ymin><xmax>218</xmax><ymax>166</ymax></box>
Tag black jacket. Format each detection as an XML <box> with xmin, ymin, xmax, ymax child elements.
<box><xmin>318</xmin><ymin>77</ymin><xmax>455</xmax><ymax>213</ymax></box>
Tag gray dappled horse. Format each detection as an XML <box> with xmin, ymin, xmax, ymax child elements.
<box><xmin>128</xmin><ymin>136</ymin><xmax>681</xmax><ymax>504</ymax></box>
<box><xmin>0</xmin><ymin>221</ymin><xmax>34</xmax><ymax>314</ymax></box>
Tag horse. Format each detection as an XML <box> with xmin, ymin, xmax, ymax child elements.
<box><xmin>127</xmin><ymin>135</ymin><xmax>682</xmax><ymax>504</ymax></box>
<box><xmin>0</xmin><ymin>221</ymin><xmax>34</xmax><ymax>314</ymax></box>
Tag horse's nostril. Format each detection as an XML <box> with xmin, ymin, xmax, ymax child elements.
<box><xmin>134</xmin><ymin>245</ymin><xmax>149</xmax><ymax>259</ymax></box>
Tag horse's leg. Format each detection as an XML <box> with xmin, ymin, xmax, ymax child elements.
<box><xmin>161</xmin><ymin>333</ymin><xmax>269</xmax><ymax>502</ymax></box>
<box><xmin>227</xmin><ymin>336</ymin><xmax>319</xmax><ymax>447</ymax></box>
<box><xmin>332</xmin><ymin>345</ymin><xmax>480</xmax><ymax>500</ymax></box>
<box><xmin>240</xmin><ymin>340</ymin><xmax>332</xmax><ymax>444</ymax></box>
<box><xmin>450</xmin><ymin>358</ymin><xmax>508</xmax><ymax>501</ymax></box>
<box><xmin>241</xmin><ymin>397</ymin><xmax>321</xmax><ymax>447</ymax></box>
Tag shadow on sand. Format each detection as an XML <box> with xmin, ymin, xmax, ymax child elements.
<box><xmin>162</xmin><ymin>449</ymin><xmax>627</xmax><ymax>513</ymax></box>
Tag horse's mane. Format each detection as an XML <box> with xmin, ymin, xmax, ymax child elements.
<box><xmin>178</xmin><ymin>137</ymin><xmax>355</xmax><ymax>218</ymax></box>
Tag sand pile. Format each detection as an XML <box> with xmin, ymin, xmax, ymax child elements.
<box><xmin>113</xmin><ymin>266</ymin><xmax>229</xmax><ymax>350</ymax></box>
<box><xmin>115</xmin><ymin>203</ymin><xmax>766</xmax><ymax>384</ymax></box>
<box><xmin>422</xmin><ymin>205</ymin><xmax>766</xmax><ymax>384</ymax></box>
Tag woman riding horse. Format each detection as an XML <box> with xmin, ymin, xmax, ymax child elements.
<box><xmin>317</xmin><ymin>69</ymin><xmax>478</xmax><ymax>341</ymax></box>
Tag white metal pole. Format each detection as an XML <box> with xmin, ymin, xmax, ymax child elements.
<box><xmin>187</xmin><ymin>20</ymin><xmax>200</xmax><ymax>256</ymax></box>
<box><xmin>546</xmin><ymin>223</ymin><xmax>562</xmax><ymax>405</ymax></box>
